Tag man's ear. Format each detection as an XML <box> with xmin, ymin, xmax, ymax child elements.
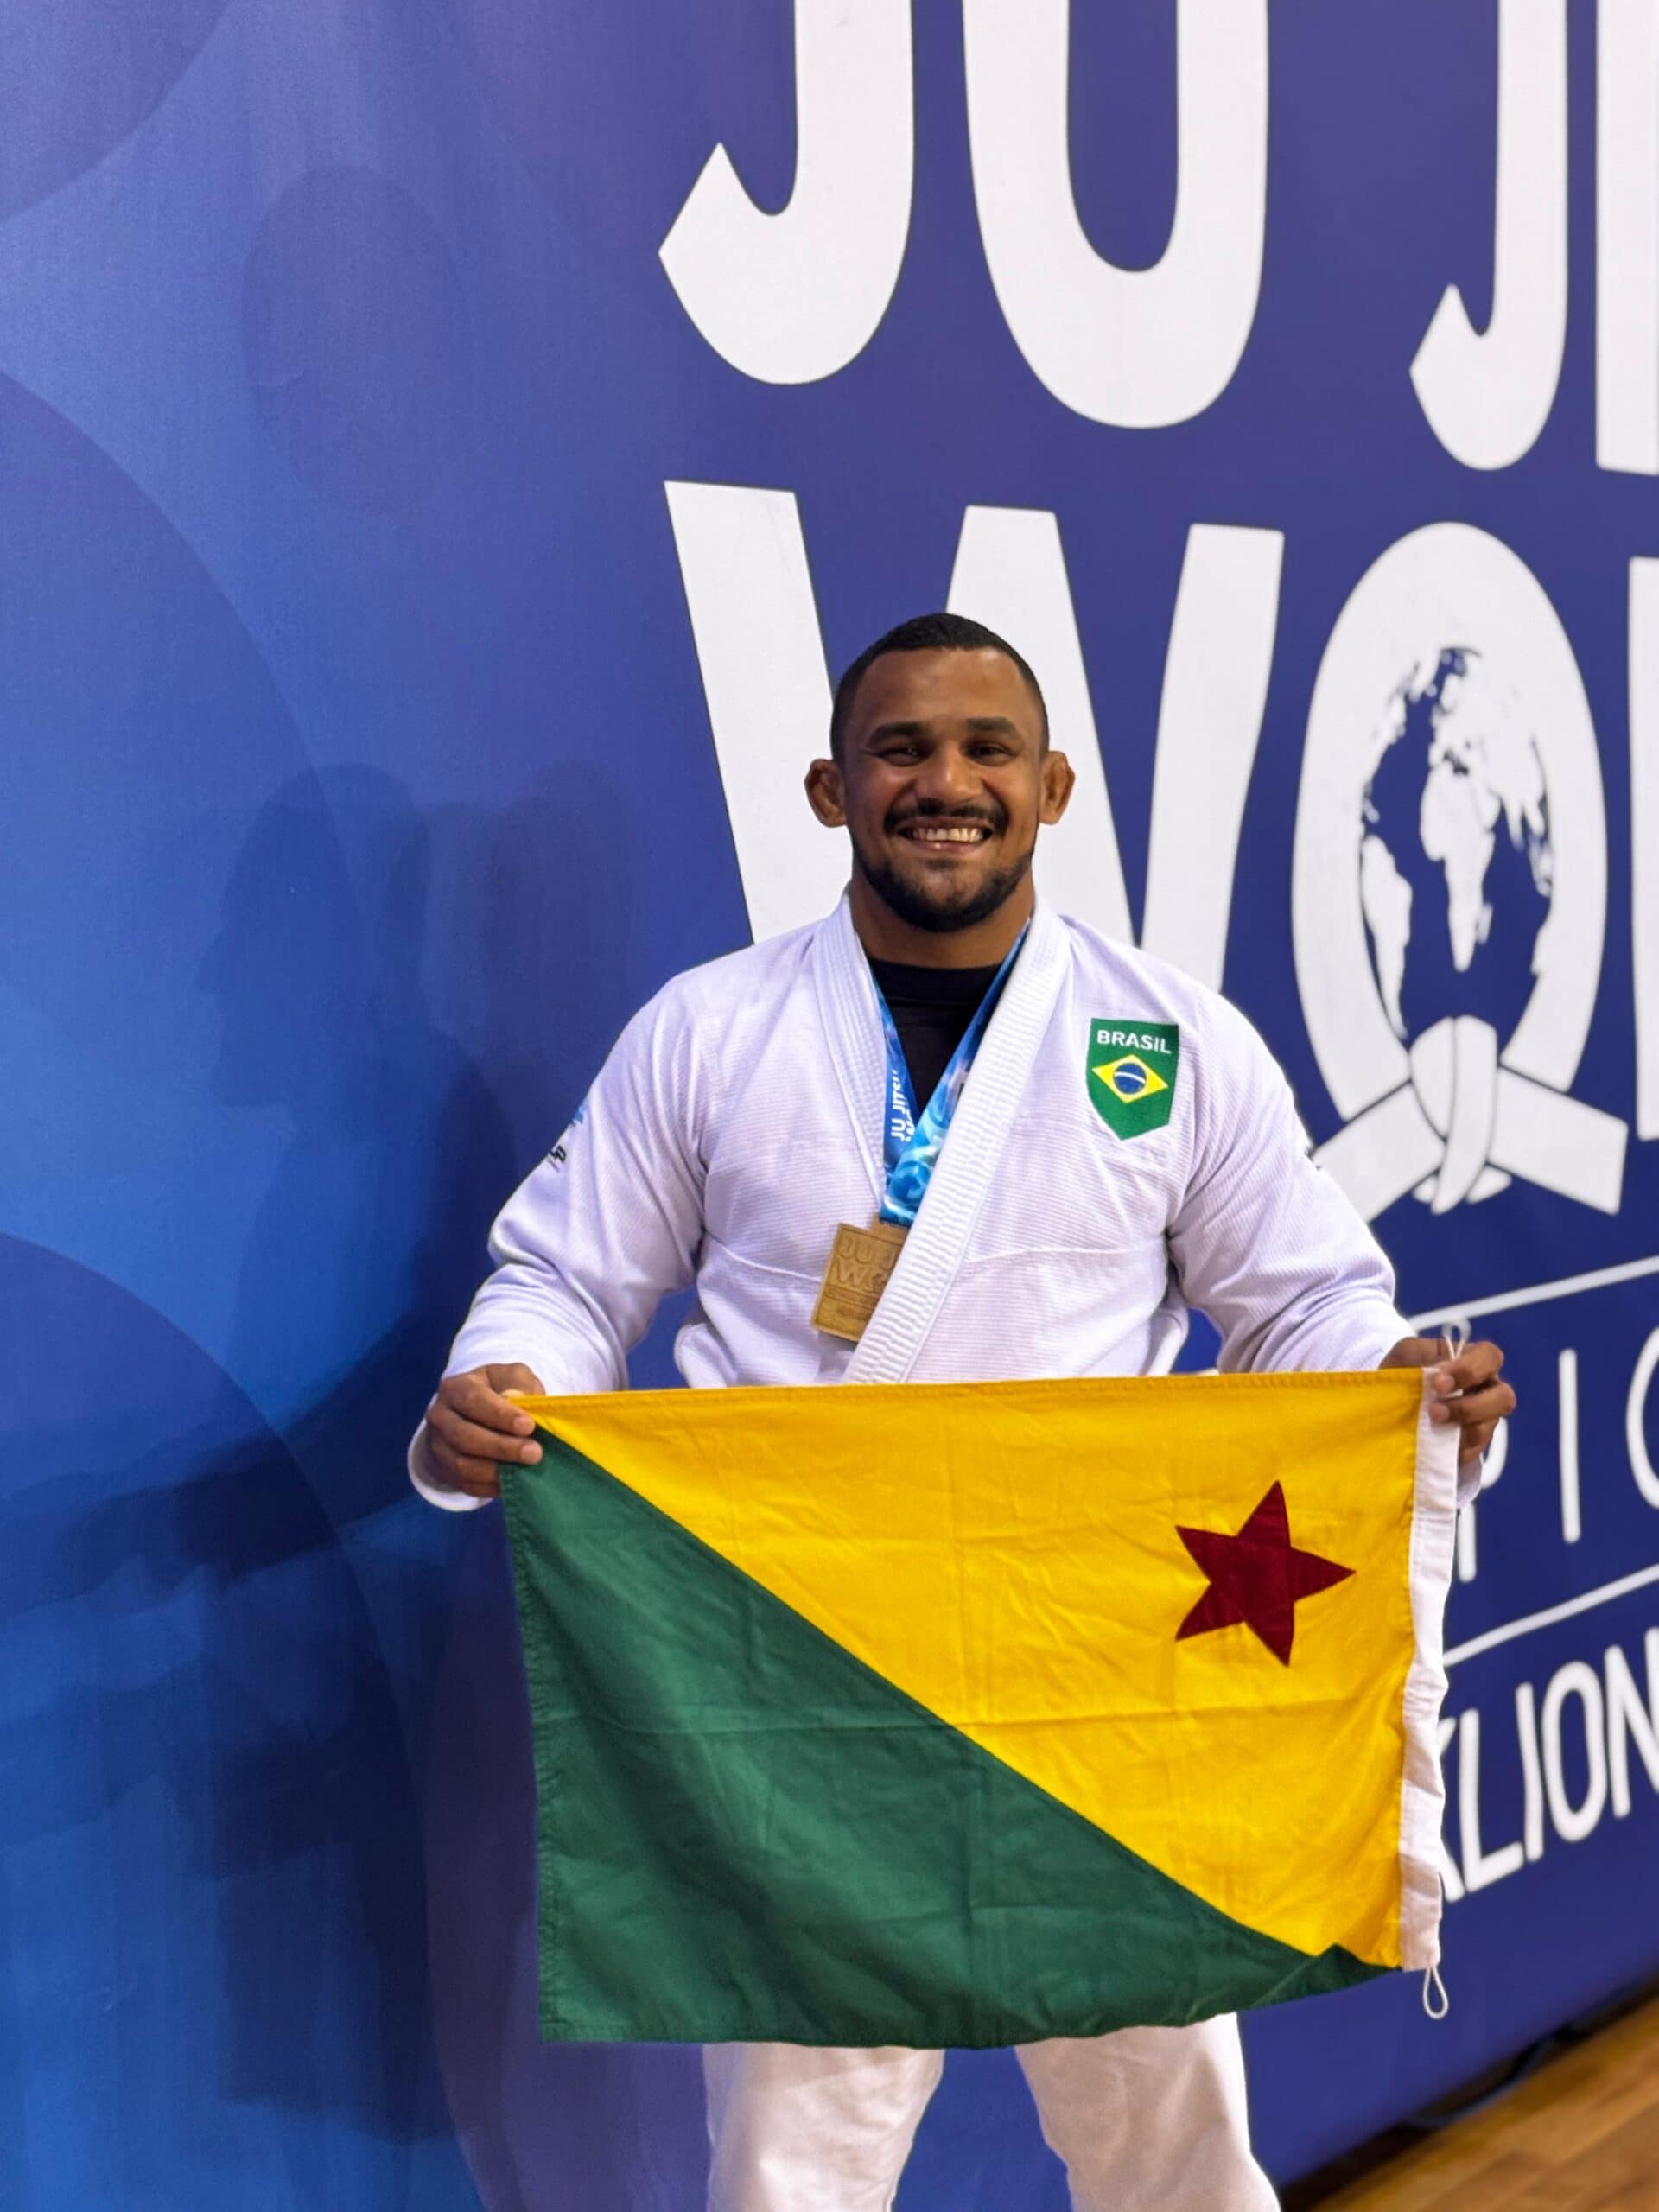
<box><xmin>804</xmin><ymin>757</ymin><xmax>847</xmax><ymax>827</ymax></box>
<box><xmin>1039</xmin><ymin>749</ymin><xmax>1076</xmax><ymax>826</ymax></box>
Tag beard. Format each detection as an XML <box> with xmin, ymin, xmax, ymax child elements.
<box><xmin>852</xmin><ymin>822</ymin><xmax>1035</xmax><ymax>934</ymax></box>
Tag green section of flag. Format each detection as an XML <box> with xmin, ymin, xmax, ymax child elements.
<box><xmin>502</xmin><ymin>1435</ymin><xmax>1377</xmax><ymax>2047</ymax></box>
<box><xmin>1086</xmin><ymin>1019</ymin><xmax>1180</xmax><ymax>1137</ymax></box>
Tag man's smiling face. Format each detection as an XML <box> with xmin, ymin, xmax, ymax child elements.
<box><xmin>807</xmin><ymin>646</ymin><xmax>1072</xmax><ymax>935</ymax></box>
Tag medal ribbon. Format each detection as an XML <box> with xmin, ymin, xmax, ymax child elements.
<box><xmin>872</xmin><ymin>928</ymin><xmax>1027</xmax><ymax>1229</ymax></box>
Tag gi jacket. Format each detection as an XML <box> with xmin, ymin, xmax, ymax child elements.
<box><xmin>412</xmin><ymin>899</ymin><xmax>1407</xmax><ymax>1506</ymax></box>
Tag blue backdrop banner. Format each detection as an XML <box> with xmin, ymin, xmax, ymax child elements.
<box><xmin>3</xmin><ymin>4</ymin><xmax>1657</xmax><ymax>2204</ymax></box>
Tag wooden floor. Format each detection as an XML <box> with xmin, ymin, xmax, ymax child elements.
<box><xmin>1293</xmin><ymin>1991</ymin><xmax>1659</xmax><ymax>2209</ymax></box>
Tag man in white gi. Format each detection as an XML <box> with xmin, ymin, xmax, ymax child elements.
<box><xmin>413</xmin><ymin>613</ymin><xmax>1515</xmax><ymax>2211</ymax></box>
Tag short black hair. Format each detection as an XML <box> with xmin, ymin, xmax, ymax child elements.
<box><xmin>829</xmin><ymin>611</ymin><xmax>1048</xmax><ymax>759</ymax></box>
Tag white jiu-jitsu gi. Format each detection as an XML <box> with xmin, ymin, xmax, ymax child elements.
<box><xmin>412</xmin><ymin>897</ymin><xmax>1411</xmax><ymax>2211</ymax></box>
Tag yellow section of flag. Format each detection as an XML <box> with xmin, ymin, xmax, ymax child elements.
<box><xmin>513</xmin><ymin>1369</ymin><xmax>1444</xmax><ymax>1967</ymax></box>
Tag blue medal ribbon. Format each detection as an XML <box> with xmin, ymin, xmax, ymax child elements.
<box><xmin>872</xmin><ymin>929</ymin><xmax>1027</xmax><ymax>1229</ymax></box>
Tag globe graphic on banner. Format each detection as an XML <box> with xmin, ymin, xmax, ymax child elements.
<box><xmin>1358</xmin><ymin>646</ymin><xmax>1554</xmax><ymax>1065</ymax></box>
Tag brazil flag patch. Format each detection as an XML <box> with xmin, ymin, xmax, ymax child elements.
<box><xmin>1087</xmin><ymin>1020</ymin><xmax>1180</xmax><ymax>1137</ymax></box>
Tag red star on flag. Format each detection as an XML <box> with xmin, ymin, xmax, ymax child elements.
<box><xmin>1175</xmin><ymin>1482</ymin><xmax>1353</xmax><ymax>1666</ymax></box>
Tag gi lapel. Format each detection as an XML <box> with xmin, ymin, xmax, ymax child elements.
<box><xmin>844</xmin><ymin>904</ymin><xmax>1071</xmax><ymax>1384</ymax></box>
<box><xmin>811</xmin><ymin>897</ymin><xmax>887</xmax><ymax>1215</ymax></box>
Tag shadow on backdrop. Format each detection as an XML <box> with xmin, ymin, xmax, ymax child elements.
<box><xmin>0</xmin><ymin>768</ymin><xmax>537</xmax><ymax>2208</ymax></box>
<box><xmin>0</xmin><ymin>1241</ymin><xmax>473</xmax><ymax>2209</ymax></box>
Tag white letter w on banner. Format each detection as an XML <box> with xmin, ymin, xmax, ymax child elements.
<box><xmin>664</xmin><ymin>481</ymin><xmax>1281</xmax><ymax>988</ymax></box>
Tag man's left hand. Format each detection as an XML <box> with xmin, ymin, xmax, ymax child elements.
<box><xmin>1381</xmin><ymin>1336</ymin><xmax>1516</xmax><ymax>1463</ymax></box>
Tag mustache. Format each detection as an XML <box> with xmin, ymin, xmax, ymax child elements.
<box><xmin>886</xmin><ymin>800</ymin><xmax>1005</xmax><ymax>834</ymax></box>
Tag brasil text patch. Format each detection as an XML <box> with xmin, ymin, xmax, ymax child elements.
<box><xmin>1087</xmin><ymin>1020</ymin><xmax>1180</xmax><ymax>1137</ymax></box>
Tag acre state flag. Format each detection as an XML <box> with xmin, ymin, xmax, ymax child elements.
<box><xmin>500</xmin><ymin>1370</ymin><xmax>1458</xmax><ymax>2046</ymax></box>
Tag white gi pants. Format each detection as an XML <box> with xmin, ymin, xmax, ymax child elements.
<box><xmin>704</xmin><ymin>2018</ymin><xmax>1279</xmax><ymax>2211</ymax></box>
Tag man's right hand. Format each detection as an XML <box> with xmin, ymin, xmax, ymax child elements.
<box><xmin>425</xmin><ymin>1363</ymin><xmax>547</xmax><ymax>1501</ymax></box>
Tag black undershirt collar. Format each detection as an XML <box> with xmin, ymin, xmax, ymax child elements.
<box><xmin>867</xmin><ymin>957</ymin><xmax>1002</xmax><ymax>1112</ymax></box>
